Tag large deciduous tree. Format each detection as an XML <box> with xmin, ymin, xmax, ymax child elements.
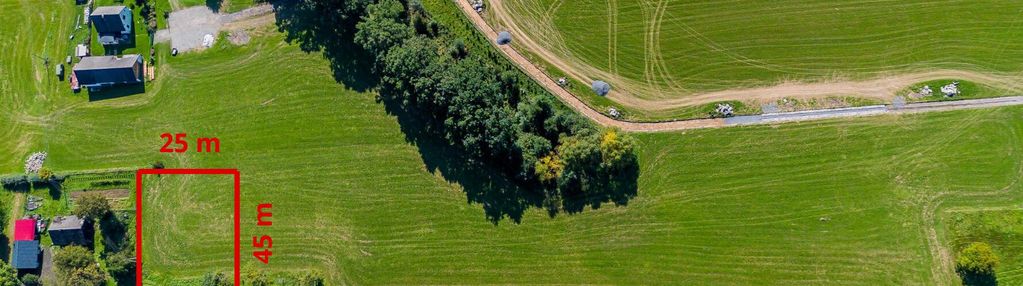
<box><xmin>958</xmin><ymin>242</ymin><xmax>999</xmax><ymax>274</ymax></box>
<box><xmin>599</xmin><ymin>128</ymin><xmax>637</xmax><ymax>172</ymax></box>
<box><xmin>440</xmin><ymin>58</ymin><xmax>516</xmax><ymax>160</ymax></box>
<box><xmin>380</xmin><ymin>36</ymin><xmax>443</xmax><ymax>110</ymax></box>
<box><xmin>355</xmin><ymin>0</ymin><xmax>411</xmax><ymax>60</ymax></box>
<box><xmin>73</xmin><ymin>193</ymin><xmax>111</xmax><ymax>220</ymax></box>
<box><xmin>66</xmin><ymin>265</ymin><xmax>105</xmax><ymax>286</ymax></box>
<box><xmin>957</xmin><ymin>242</ymin><xmax>999</xmax><ymax>286</ymax></box>
<box><xmin>55</xmin><ymin>246</ymin><xmax>106</xmax><ymax>286</ymax></box>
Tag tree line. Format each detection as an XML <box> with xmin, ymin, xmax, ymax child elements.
<box><xmin>275</xmin><ymin>0</ymin><xmax>639</xmax><ymax>214</ymax></box>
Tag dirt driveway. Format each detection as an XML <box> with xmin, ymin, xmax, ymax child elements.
<box><xmin>155</xmin><ymin>4</ymin><xmax>274</xmax><ymax>52</ymax></box>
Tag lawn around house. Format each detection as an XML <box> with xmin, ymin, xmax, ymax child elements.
<box><xmin>88</xmin><ymin>0</ymin><xmax>154</xmax><ymax>57</ymax></box>
<box><xmin>2</xmin><ymin>0</ymin><xmax>1023</xmax><ymax>285</ymax></box>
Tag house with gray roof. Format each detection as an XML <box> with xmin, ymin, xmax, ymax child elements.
<box><xmin>48</xmin><ymin>215</ymin><xmax>88</xmax><ymax>246</ymax></box>
<box><xmin>72</xmin><ymin>54</ymin><xmax>144</xmax><ymax>90</ymax></box>
<box><xmin>90</xmin><ymin>6</ymin><xmax>133</xmax><ymax>45</ymax></box>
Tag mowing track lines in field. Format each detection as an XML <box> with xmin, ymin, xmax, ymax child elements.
<box><xmin>650</xmin><ymin>0</ymin><xmax>686</xmax><ymax>93</ymax></box>
<box><xmin>606</xmin><ymin>0</ymin><xmax>619</xmax><ymax>75</ymax></box>
<box><xmin>542</xmin><ymin>0</ymin><xmax>563</xmax><ymax>30</ymax></box>
<box><xmin>512</xmin><ymin>0</ymin><xmax>568</xmax><ymax>57</ymax></box>
<box><xmin>658</xmin><ymin>8</ymin><xmax>803</xmax><ymax>77</ymax></box>
<box><xmin>916</xmin><ymin>116</ymin><xmax>1023</xmax><ymax>285</ymax></box>
<box><xmin>641</xmin><ymin>0</ymin><xmax>686</xmax><ymax>93</ymax></box>
<box><xmin>640</xmin><ymin>1</ymin><xmax>655</xmax><ymax>87</ymax></box>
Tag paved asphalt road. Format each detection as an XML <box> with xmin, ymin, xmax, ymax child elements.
<box><xmin>725</xmin><ymin>96</ymin><xmax>1023</xmax><ymax>127</ymax></box>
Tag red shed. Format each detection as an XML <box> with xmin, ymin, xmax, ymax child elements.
<box><xmin>13</xmin><ymin>219</ymin><xmax>36</xmax><ymax>241</ymax></box>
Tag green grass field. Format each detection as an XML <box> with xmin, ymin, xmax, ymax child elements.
<box><xmin>3</xmin><ymin>0</ymin><xmax>1023</xmax><ymax>285</ymax></box>
<box><xmin>496</xmin><ymin>0</ymin><xmax>1023</xmax><ymax>104</ymax></box>
<box><xmin>946</xmin><ymin>210</ymin><xmax>1023</xmax><ymax>283</ymax></box>
<box><xmin>141</xmin><ymin>175</ymin><xmax>235</xmax><ymax>284</ymax></box>
<box><xmin>172</xmin><ymin>0</ymin><xmax>258</xmax><ymax>13</ymax></box>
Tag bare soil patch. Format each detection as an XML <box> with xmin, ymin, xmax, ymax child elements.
<box><xmin>70</xmin><ymin>189</ymin><xmax>131</xmax><ymax>200</ymax></box>
<box><xmin>157</xmin><ymin>4</ymin><xmax>273</xmax><ymax>52</ymax></box>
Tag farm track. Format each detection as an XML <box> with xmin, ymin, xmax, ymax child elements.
<box><xmin>489</xmin><ymin>0</ymin><xmax>1023</xmax><ymax>107</ymax></box>
<box><xmin>461</xmin><ymin>0</ymin><xmax>1023</xmax><ymax>132</ymax></box>
<box><xmin>920</xmin><ymin>119</ymin><xmax>1023</xmax><ymax>285</ymax></box>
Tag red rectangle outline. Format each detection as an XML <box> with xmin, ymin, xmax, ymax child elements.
<box><xmin>135</xmin><ymin>169</ymin><xmax>241</xmax><ymax>286</ymax></box>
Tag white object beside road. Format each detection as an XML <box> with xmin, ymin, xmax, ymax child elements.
<box><xmin>202</xmin><ymin>34</ymin><xmax>215</xmax><ymax>48</ymax></box>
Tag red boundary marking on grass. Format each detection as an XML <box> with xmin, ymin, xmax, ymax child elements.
<box><xmin>135</xmin><ymin>169</ymin><xmax>241</xmax><ymax>286</ymax></box>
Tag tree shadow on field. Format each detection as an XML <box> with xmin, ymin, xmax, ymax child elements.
<box><xmin>44</xmin><ymin>182</ymin><xmax>62</xmax><ymax>200</ymax></box>
<box><xmin>267</xmin><ymin>0</ymin><xmax>636</xmax><ymax>224</ymax></box>
<box><xmin>269</xmin><ymin>0</ymin><xmax>377</xmax><ymax>92</ymax></box>
<box><xmin>0</xmin><ymin>213</ymin><xmax>8</xmax><ymax>263</ymax></box>
<box><xmin>206</xmin><ymin>0</ymin><xmax>223</xmax><ymax>13</ymax></box>
<box><xmin>560</xmin><ymin>164</ymin><xmax>639</xmax><ymax>215</ymax></box>
<box><xmin>380</xmin><ymin>100</ymin><xmax>544</xmax><ymax>224</ymax></box>
<box><xmin>269</xmin><ymin>0</ymin><xmax>541</xmax><ymax>223</ymax></box>
<box><xmin>959</xmin><ymin>270</ymin><xmax>997</xmax><ymax>286</ymax></box>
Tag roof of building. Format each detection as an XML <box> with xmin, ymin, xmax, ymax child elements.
<box><xmin>49</xmin><ymin>215</ymin><xmax>85</xmax><ymax>231</ymax></box>
<box><xmin>14</xmin><ymin>219</ymin><xmax>36</xmax><ymax>241</ymax></box>
<box><xmin>92</xmin><ymin>5</ymin><xmax>127</xmax><ymax>16</ymax></box>
<box><xmin>75</xmin><ymin>54</ymin><xmax>141</xmax><ymax>71</ymax></box>
<box><xmin>73</xmin><ymin>55</ymin><xmax>143</xmax><ymax>86</ymax></box>
<box><xmin>11</xmin><ymin>240</ymin><xmax>40</xmax><ymax>269</ymax></box>
<box><xmin>91</xmin><ymin>6</ymin><xmax>130</xmax><ymax>34</ymax></box>
<box><xmin>76</xmin><ymin>44</ymin><xmax>89</xmax><ymax>57</ymax></box>
<box><xmin>98</xmin><ymin>35</ymin><xmax>117</xmax><ymax>44</ymax></box>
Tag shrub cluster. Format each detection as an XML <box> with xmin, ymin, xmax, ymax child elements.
<box><xmin>54</xmin><ymin>246</ymin><xmax>106</xmax><ymax>286</ymax></box>
<box><xmin>0</xmin><ymin>261</ymin><xmax>17</xmax><ymax>286</ymax></box>
<box><xmin>0</xmin><ymin>173</ymin><xmax>59</xmax><ymax>191</ymax></box>
<box><xmin>201</xmin><ymin>271</ymin><xmax>325</xmax><ymax>286</ymax></box>
<box><xmin>0</xmin><ymin>175</ymin><xmax>27</xmax><ymax>190</ymax></box>
<box><xmin>89</xmin><ymin>179</ymin><xmax>131</xmax><ymax>188</ymax></box>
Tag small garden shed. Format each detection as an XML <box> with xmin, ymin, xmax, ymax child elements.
<box><xmin>14</xmin><ymin>219</ymin><xmax>36</xmax><ymax>241</ymax></box>
<box><xmin>11</xmin><ymin>240</ymin><xmax>40</xmax><ymax>271</ymax></box>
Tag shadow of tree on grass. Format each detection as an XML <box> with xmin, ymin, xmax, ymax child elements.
<box><xmin>381</xmin><ymin>100</ymin><xmax>543</xmax><ymax>224</ymax></box>
<box><xmin>269</xmin><ymin>0</ymin><xmax>637</xmax><ymax>224</ymax></box>
<box><xmin>206</xmin><ymin>0</ymin><xmax>223</xmax><ymax>13</ymax></box>
<box><xmin>959</xmin><ymin>270</ymin><xmax>997</xmax><ymax>286</ymax></box>
<box><xmin>270</xmin><ymin>0</ymin><xmax>376</xmax><ymax>92</ymax></box>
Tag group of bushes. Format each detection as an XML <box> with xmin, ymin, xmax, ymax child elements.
<box><xmin>201</xmin><ymin>271</ymin><xmax>325</xmax><ymax>286</ymax></box>
<box><xmin>89</xmin><ymin>179</ymin><xmax>130</xmax><ymax>188</ymax></box>
<box><xmin>54</xmin><ymin>246</ymin><xmax>107</xmax><ymax>286</ymax></box>
<box><xmin>281</xmin><ymin>0</ymin><xmax>638</xmax><ymax>212</ymax></box>
<box><xmin>79</xmin><ymin>194</ymin><xmax>138</xmax><ymax>284</ymax></box>
<box><xmin>0</xmin><ymin>173</ymin><xmax>63</xmax><ymax>191</ymax></box>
